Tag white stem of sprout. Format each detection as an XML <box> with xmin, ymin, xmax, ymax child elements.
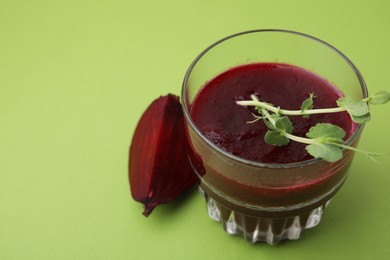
<box><xmin>236</xmin><ymin>94</ymin><xmax>346</xmax><ymax>116</ymax></box>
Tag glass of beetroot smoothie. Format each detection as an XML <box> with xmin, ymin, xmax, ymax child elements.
<box><xmin>181</xmin><ymin>29</ymin><xmax>367</xmax><ymax>245</ymax></box>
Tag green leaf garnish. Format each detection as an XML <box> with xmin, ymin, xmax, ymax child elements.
<box><xmin>366</xmin><ymin>90</ymin><xmax>390</xmax><ymax>105</ymax></box>
<box><xmin>351</xmin><ymin>112</ymin><xmax>371</xmax><ymax>123</ymax></box>
<box><xmin>306</xmin><ymin>123</ymin><xmax>345</xmax><ymax>140</ymax></box>
<box><xmin>336</xmin><ymin>96</ymin><xmax>369</xmax><ymax>116</ymax></box>
<box><xmin>336</xmin><ymin>96</ymin><xmax>371</xmax><ymax>123</ymax></box>
<box><xmin>304</xmin><ymin>123</ymin><xmax>345</xmax><ymax>161</ymax></box>
<box><xmin>274</xmin><ymin>116</ymin><xmax>293</xmax><ymax>133</ymax></box>
<box><xmin>300</xmin><ymin>93</ymin><xmax>315</xmax><ymax>117</ymax></box>
<box><xmin>305</xmin><ymin>143</ymin><xmax>343</xmax><ymax>162</ymax></box>
<box><xmin>265</xmin><ymin>130</ymin><xmax>290</xmax><ymax>146</ymax></box>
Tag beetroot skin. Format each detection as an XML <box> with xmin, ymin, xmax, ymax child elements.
<box><xmin>129</xmin><ymin>94</ymin><xmax>197</xmax><ymax>216</ymax></box>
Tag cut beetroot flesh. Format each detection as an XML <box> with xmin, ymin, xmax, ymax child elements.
<box><xmin>129</xmin><ymin>94</ymin><xmax>197</xmax><ymax>216</ymax></box>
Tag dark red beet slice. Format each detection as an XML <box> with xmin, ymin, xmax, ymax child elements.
<box><xmin>129</xmin><ymin>94</ymin><xmax>197</xmax><ymax>216</ymax></box>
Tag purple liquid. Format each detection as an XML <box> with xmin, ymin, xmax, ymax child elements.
<box><xmin>190</xmin><ymin>62</ymin><xmax>355</xmax><ymax>163</ymax></box>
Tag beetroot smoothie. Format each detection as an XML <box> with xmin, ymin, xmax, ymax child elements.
<box><xmin>188</xmin><ymin>62</ymin><xmax>356</xmax><ymax>210</ymax></box>
<box><xmin>181</xmin><ymin>30</ymin><xmax>367</xmax><ymax>245</ymax></box>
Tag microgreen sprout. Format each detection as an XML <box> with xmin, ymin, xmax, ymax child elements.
<box><xmin>237</xmin><ymin>90</ymin><xmax>390</xmax><ymax>162</ymax></box>
<box><xmin>300</xmin><ymin>93</ymin><xmax>316</xmax><ymax>118</ymax></box>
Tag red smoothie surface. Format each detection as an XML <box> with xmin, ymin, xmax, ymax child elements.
<box><xmin>190</xmin><ymin>62</ymin><xmax>355</xmax><ymax>164</ymax></box>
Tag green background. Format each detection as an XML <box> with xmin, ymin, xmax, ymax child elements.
<box><xmin>1</xmin><ymin>0</ymin><xmax>389</xmax><ymax>259</ymax></box>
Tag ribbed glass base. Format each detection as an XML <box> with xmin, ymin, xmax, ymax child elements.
<box><xmin>200</xmin><ymin>188</ymin><xmax>330</xmax><ymax>245</ymax></box>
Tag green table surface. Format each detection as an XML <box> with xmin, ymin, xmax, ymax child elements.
<box><xmin>1</xmin><ymin>0</ymin><xmax>390</xmax><ymax>259</ymax></box>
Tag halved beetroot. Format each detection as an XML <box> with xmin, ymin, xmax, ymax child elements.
<box><xmin>129</xmin><ymin>94</ymin><xmax>198</xmax><ymax>216</ymax></box>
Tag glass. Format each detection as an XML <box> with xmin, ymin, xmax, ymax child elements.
<box><xmin>181</xmin><ymin>29</ymin><xmax>367</xmax><ymax>245</ymax></box>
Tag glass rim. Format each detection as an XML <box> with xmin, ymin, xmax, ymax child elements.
<box><xmin>181</xmin><ymin>29</ymin><xmax>368</xmax><ymax>169</ymax></box>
